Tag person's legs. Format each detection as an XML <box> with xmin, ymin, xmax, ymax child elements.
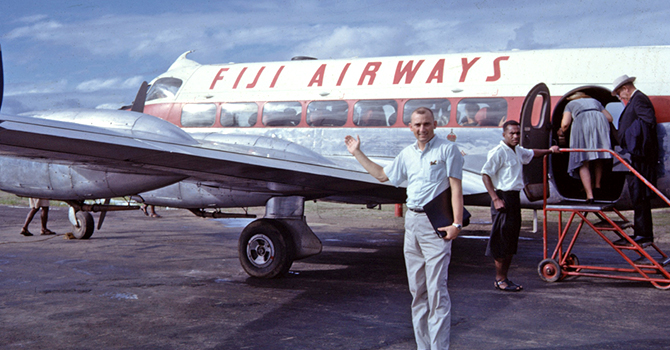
<box><xmin>419</xmin><ymin>217</ymin><xmax>451</xmax><ymax>350</ymax></box>
<box><xmin>40</xmin><ymin>207</ymin><xmax>49</xmax><ymax>231</ymax></box>
<box><xmin>494</xmin><ymin>255</ymin><xmax>513</xmax><ymax>282</ymax></box>
<box><xmin>579</xmin><ymin>161</ymin><xmax>593</xmax><ymax>200</ymax></box>
<box><xmin>593</xmin><ymin>160</ymin><xmax>604</xmax><ymax>189</ymax></box>
<box><xmin>22</xmin><ymin>207</ymin><xmax>40</xmax><ymax>235</ymax></box>
<box><xmin>404</xmin><ymin>211</ymin><xmax>430</xmax><ymax>350</ymax></box>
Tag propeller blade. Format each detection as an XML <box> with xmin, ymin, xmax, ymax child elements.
<box><xmin>130</xmin><ymin>81</ymin><xmax>148</xmax><ymax>113</ymax></box>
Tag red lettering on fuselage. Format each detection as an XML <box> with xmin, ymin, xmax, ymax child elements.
<box><xmin>486</xmin><ymin>56</ymin><xmax>510</xmax><ymax>82</ymax></box>
<box><xmin>309</xmin><ymin>64</ymin><xmax>327</xmax><ymax>87</ymax></box>
<box><xmin>270</xmin><ymin>66</ymin><xmax>284</xmax><ymax>88</ymax></box>
<box><xmin>246</xmin><ymin>66</ymin><xmax>265</xmax><ymax>89</ymax></box>
<box><xmin>426</xmin><ymin>59</ymin><xmax>445</xmax><ymax>84</ymax></box>
<box><xmin>209</xmin><ymin>68</ymin><xmax>229</xmax><ymax>90</ymax></box>
<box><xmin>393</xmin><ymin>60</ymin><xmax>425</xmax><ymax>84</ymax></box>
<box><xmin>357</xmin><ymin>62</ymin><xmax>382</xmax><ymax>85</ymax></box>
<box><xmin>336</xmin><ymin>63</ymin><xmax>351</xmax><ymax>86</ymax></box>
<box><xmin>208</xmin><ymin>56</ymin><xmax>510</xmax><ymax>91</ymax></box>
<box><xmin>460</xmin><ymin>57</ymin><xmax>480</xmax><ymax>82</ymax></box>
<box><xmin>233</xmin><ymin>67</ymin><xmax>247</xmax><ymax>89</ymax></box>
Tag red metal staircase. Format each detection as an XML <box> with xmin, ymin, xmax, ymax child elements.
<box><xmin>539</xmin><ymin>148</ymin><xmax>670</xmax><ymax>289</ymax></box>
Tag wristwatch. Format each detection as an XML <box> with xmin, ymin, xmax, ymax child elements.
<box><xmin>452</xmin><ymin>223</ymin><xmax>462</xmax><ymax>230</ymax></box>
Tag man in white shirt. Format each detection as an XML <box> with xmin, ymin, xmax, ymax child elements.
<box><xmin>345</xmin><ymin>107</ymin><xmax>463</xmax><ymax>350</ymax></box>
<box><xmin>481</xmin><ymin>120</ymin><xmax>558</xmax><ymax>292</ymax></box>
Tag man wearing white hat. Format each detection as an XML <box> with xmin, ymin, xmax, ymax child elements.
<box><xmin>612</xmin><ymin>75</ymin><xmax>658</xmax><ymax>245</ymax></box>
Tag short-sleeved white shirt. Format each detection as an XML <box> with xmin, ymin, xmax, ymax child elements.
<box><xmin>481</xmin><ymin>141</ymin><xmax>534</xmax><ymax>191</ymax></box>
<box><xmin>383</xmin><ymin>136</ymin><xmax>464</xmax><ymax>209</ymax></box>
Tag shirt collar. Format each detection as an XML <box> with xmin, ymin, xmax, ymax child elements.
<box><xmin>500</xmin><ymin>140</ymin><xmax>516</xmax><ymax>151</ymax></box>
<box><xmin>413</xmin><ymin>135</ymin><xmax>437</xmax><ymax>152</ymax></box>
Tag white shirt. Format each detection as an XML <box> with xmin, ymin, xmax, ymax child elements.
<box><xmin>384</xmin><ymin>136</ymin><xmax>464</xmax><ymax>209</ymax></box>
<box><xmin>481</xmin><ymin>140</ymin><xmax>534</xmax><ymax>191</ymax></box>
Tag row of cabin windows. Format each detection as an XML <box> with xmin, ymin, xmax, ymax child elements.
<box><xmin>180</xmin><ymin>98</ymin><xmax>508</xmax><ymax>128</ymax></box>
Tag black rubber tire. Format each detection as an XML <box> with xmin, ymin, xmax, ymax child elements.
<box><xmin>238</xmin><ymin>219</ymin><xmax>294</xmax><ymax>279</ymax></box>
<box><xmin>538</xmin><ymin>258</ymin><xmax>562</xmax><ymax>283</ymax></box>
<box><xmin>72</xmin><ymin>211</ymin><xmax>95</xmax><ymax>239</ymax></box>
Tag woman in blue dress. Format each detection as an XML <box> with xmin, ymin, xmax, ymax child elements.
<box><xmin>559</xmin><ymin>92</ymin><xmax>613</xmax><ymax>203</ymax></box>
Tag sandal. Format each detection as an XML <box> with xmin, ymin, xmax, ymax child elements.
<box><xmin>140</xmin><ymin>205</ymin><xmax>149</xmax><ymax>216</ymax></box>
<box><xmin>41</xmin><ymin>229</ymin><xmax>56</xmax><ymax>235</ymax></box>
<box><xmin>20</xmin><ymin>228</ymin><xmax>33</xmax><ymax>237</ymax></box>
<box><xmin>494</xmin><ymin>278</ymin><xmax>523</xmax><ymax>292</ymax></box>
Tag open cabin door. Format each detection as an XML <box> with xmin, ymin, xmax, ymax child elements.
<box><xmin>520</xmin><ymin>83</ymin><xmax>552</xmax><ymax>191</ymax></box>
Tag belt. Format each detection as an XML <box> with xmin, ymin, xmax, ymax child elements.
<box><xmin>408</xmin><ymin>207</ymin><xmax>425</xmax><ymax>213</ymax></box>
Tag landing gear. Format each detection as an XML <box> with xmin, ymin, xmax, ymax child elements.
<box><xmin>68</xmin><ymin>209</ymin><xmax>95</xmax><ymax>239</ymax></box>
<box><xmin>238</xmin><ymin>219</ymin><xmax>294</xmax><ymax>278</ymax></box>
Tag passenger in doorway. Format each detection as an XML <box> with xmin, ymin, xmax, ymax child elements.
<box><xmin>345</xmin><ymin>107</ymin><xmax>464</xmax><ymax>350</ymax></box>
<box><xmin>20</xmin><ymin>198</ymin><xmax>55</xmax><ymax>236</ymax></box>
<box><xmin>559</xmin><ymin>92</ymin><xmax>614</xmax><ymax>203</ymax></box>
<box><xmin>481</xmin><ymin>121</ymin><xmax>559</xmax><ymax>291</ymax></box>
<box><xmin>612</xmin><ymin>75</ymin><xmax>658</xmax><ymax>245</ymax></box>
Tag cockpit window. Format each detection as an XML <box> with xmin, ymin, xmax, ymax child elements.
<box><xmin>146</xmin><ymin>77</ymin><xmax>183</xmax><ymax>101</ymax></box>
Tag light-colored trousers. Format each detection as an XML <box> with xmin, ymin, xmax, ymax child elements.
<box><xmin>404</xmin><ymin>210</ymin><xmax>452</xmax><ymax>350</ymax></box>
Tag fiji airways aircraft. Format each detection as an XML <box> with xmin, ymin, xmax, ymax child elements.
<box><xmin>0</xmin><ymin>45</ymin><xmax>669</xmax><ymax>278</ymax></box>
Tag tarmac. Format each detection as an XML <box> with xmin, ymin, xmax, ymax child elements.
<box><xmin>1</xmin><ymin>201</ymin><xmax>670</xmax><ymax>350</ymax></box>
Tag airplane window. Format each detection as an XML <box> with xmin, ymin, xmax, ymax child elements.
<box><xmin>146</xmin><ymin>77</ymin><xmax>182</xmax><ymax>101</ymax></box>
<box><xmin>306</xmin><ymin>101</ymin><xmax>348</xmax><ymax>127</ymax></box>
<box><xmin>181</xmin><ymin>103</ymin><xmax>216</xmax><ymax>127</ymax></box>
<box><xmin>456</xmin><ymin>98</ymin><xmax>508</xmax><ymax>127</ymax></box>
<box><xmin>262</xmin><ymin>102</ymin><xmax>302</xmax><ymax>127</ymax></box>
<box><xmin>221</xmin><ymin>103</ymin><xmax>259</xmax><ymax>127</ymax></box>
<box><xmin>403</xmin><ymin>99</ymin><xmax>451</xmax><ymax>126</ymax></box>
<box><xmin>353</xmin><ymin>100</ymin><xmax>398</xmax><ymax>127</ymax></box>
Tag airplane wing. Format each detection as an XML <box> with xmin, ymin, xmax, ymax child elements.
<box><xmin>0</xmin><ymin>110</ymin><xmax>409</xmax><ymax>202</ymax></box>
<box><xmin>0</xmin><ymin>110</ymin><xmax>486</xmax><ymax>205</ymax></box>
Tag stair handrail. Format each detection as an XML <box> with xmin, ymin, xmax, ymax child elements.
<box><xmin>543</xmin><ymin>148</ymin><xmax>670</xmax><ymax>207</ymax></box>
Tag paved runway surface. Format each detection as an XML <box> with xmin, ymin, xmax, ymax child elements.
<box><xmin>1</xmin><ymin>202</ymin><xmax>670</xmax><ymax>349</ymax></box>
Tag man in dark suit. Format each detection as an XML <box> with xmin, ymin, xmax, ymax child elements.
<box><xmin>612</xmin><ymin>75</ymin><xmax>658</xmax><ymax>245</ymax></box>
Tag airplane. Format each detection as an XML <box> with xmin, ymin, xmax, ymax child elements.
<box><xmin>1</xmin><ymin>45</ymin><xmax>669</xmax><ymax>279</ymax></box>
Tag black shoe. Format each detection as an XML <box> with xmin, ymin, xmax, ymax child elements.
<box><xmin>632</xmin><ymin>236</ymin><xmax>653</xmax><ymax>245</ymax></box>
<box><xmin>20</xmin><ymin>228</ymin><xmax>32</xmax><ymax>236</ymax></box>
<box><xmin>613</xmin><ymin>236</ymin><xmax>632</xmax><ymax>246</ymax></box>
<box><xmin>585</xmin><ymin>198</ymin><xmax>594</xmax><ymax>204</ymax></box>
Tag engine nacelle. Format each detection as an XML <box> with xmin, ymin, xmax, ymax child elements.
<box><xmin>134</xmin><ymin>181</ymin><xmax>274</xmax><ymax>208</ymax></box>
<box><xmin>0</xmin><ymin>157</ymin><xmax>184</xmax><ymax>200</ymax></box>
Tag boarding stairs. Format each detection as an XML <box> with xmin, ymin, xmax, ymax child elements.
<box><xmin>538</xmin><ymin>148</ymin><xmax>670</xmax><ymax>289</ymax></box>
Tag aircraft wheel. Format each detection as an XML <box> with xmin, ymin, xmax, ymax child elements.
<box><xmin>72</xmin><ymin>211</ymin><xmax>95</xmax><ymax>239</ymax></box>
<box><xmin>238</xmin><ymin>220</ymin><xmax>294</xmax><ymax>279</ymax></box>
<box><xmin>538</xmin><ymin>258</ymin><xmax>562</xmax><ymax>283</ymax></box>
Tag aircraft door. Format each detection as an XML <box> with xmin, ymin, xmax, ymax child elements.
<box><xmin>520</xmin><ymin>83</ymin><xmax>552</xmax><ymax>187</ymax></box>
